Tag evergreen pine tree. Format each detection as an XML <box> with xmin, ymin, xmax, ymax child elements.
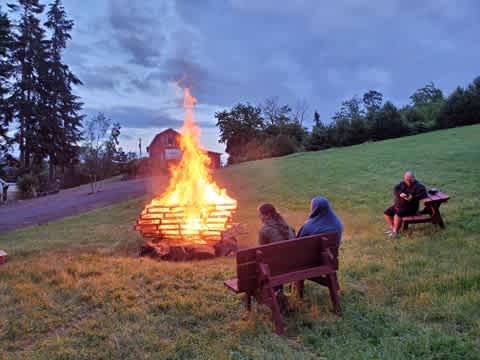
<box><xmin>308</xmin><ymin>111</ymin><xmax>329</xmax><ymax>150</ymax></box>
<box><xmin>44</xmin><ymin>0</ymin><xmax>83</xmax><ymax>181</ymax></box>
<box><xmin>8</xmin><ymin>0</ymin><xmax>47</xmax><ymax>170</ymax></box>
<box><xmin>0</xmin><ymin>7</ymin><xmax>14</xmax><ymax>156</ymax></box>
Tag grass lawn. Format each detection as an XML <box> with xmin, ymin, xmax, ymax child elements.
<box><xmin>1</xmin><ymin>125</ymin><xmax>479</xmax><ymax>359</ymax></box>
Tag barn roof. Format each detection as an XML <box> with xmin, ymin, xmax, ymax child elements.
<box><xmin>148</xmin><ymin>128</ymin><xmax>180</xmax><ymax>148</ymax></box>
<box><xmin>148</xmin><ymin>128</ymin><xmax>223</xmax><ymax>155</ymax></box>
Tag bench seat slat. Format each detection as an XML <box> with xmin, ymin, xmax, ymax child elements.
<box><xmin>402</xmin><ymin>214</ymin><xmax>431</xmax><ymax>223</ymax></box>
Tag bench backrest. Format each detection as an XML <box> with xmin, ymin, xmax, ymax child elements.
<box><xmin>235</xmin><ymin>232</ymin><xmax>339</xmax><ymax>293</ymax></box>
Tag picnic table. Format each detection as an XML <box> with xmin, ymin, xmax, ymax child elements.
<box><xmin>0</xmin><ymin>250</ymin><xmax>7</xmax><ymax>265</ymax></box>
<box><xmin>402</xmin><ymin>191</ymin><xmax>449</xmax><ymax>230</ymax></box>
<box><xmin>224</xmin><ymin>232</ymin><xmax>340</xmax><ymax>335</ymax></box>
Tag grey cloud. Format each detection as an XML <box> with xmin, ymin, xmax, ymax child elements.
<box><xmin>148</xmin><ymin>57</ymin><xmax>209</xmax><ymax>90</ymax></box>
<box><xmin>107</xmin><ymin>0</ymin><xmax>167</xmax><ymax>67</ymax></box>
<box><xmin>84</xmin><ymin>106</ymin><xmax>217</xmax><ymax>130</ymax></box>
<box><xmin>77</xmin><ymin>65</ymin><xmax>131</xmax><ymax>91</ymax></box>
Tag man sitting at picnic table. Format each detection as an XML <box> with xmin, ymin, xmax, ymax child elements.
<box><xmin>384</xmin><ymin>171</ymin><xmax>427</xmax><ymax>237</ymax></box>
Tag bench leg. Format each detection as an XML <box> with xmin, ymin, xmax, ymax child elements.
<box><xmin>265</xmin><ymin>286</ymin><xmax>284</xmax><ymax>335</ymax></box>
<box><xmin>272</xmin><ymin>306</ymin><xmax>284</xmax><ymax>335</ymax></box>
<box><xmin>244</xmin><ymin>293</ymin><xmax>252</xmax><ymax>311</ymax></box>
<box><xmin>257</xmin><ymin>256</ymin><xmax>284</xmax><ymax>335</ymax></box>
<box><xmin>295</xmin><ymin>280</ymin><xmax>304</xmax><ymax>298</ymax></box>
<box><xmin>326</xmin><ymin>273</ymin><xmax>341</xmax><ymax>315</ymax></box>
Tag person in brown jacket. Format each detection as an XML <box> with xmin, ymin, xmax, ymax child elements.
<box><xmin>257</xmin><ymin>203</ymin><xmax>295</xmax><ymax>312</ymax></box>
<box><xmin>257</xmin><ymin>203</ymin><xmax>296</xmax><ymax>245</ymax></box>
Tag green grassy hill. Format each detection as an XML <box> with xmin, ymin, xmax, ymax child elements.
<box><xmin>1</xmin><ymin>125</ymin><xmax>479</xmax><ymax>359</ymax></box>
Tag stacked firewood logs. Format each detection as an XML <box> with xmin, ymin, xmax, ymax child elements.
<box><xmin>135</xmin><ymin>203</ymin><xmax>237</xmax><ymax>244</ymax></box>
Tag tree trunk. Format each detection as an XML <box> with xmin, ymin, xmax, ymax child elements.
<box><xmin>90</xmin><ymin>174</ymin><xmax>97</xmax><ymax>194</ymax></box>
<box><xmin>24</xmin><ymin>148</ymin><xmax>30</xmax><ymax>170</ymax></box>
<box><xmin>48</xmin><ymin>157</ymin><xmax>56</xmax><ymax>185</ymax></box>
<box><xmin>19</xmin><ymin>121</ymin><xmax>26</xmax><ymax>169</ymax></box>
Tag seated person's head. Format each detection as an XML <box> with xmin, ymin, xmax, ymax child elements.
<box><xmin>310</xmin><ymin>197</ymin><xmax>331</xmax><ymax>218</ymax></box>
<box><xmin>403</xmin><ymin>171</ymin><xmax>416</xmax><ymax>186</ymax></box>
<box><xmin>258</xmin><ymin>203</ymin><xmax>277</xmax><ymax>223</ymax></box>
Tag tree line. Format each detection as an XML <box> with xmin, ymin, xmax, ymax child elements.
<box><xmin>216</xmin><ymin>78</ymin><xmax>480</xmax><ymax>164</ymax></box>
<box><xmin>0</xmin><ymin>1</ymin><xmax>125</xmax><ymax>196</ymax></box>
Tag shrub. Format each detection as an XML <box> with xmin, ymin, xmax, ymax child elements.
<box><xmin>267</xmin><ymin>134</ymin><xmax>297</xmax><ymax>157</ymax></box>
<box><xmin>17</xmin><ymin>174</ymin><xmax>39</xmax><ymax>199</ymax></box>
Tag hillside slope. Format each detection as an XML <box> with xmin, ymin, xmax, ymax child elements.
<box><xmin>1</xmin><ymin>125</ymin><xmax>479</xmax><ymax>359</ymax></box>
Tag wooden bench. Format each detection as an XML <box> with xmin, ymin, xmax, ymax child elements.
<box><xmin>402</xmin><ymin>191</ymin><xmax>449</xmax><ymax>231</ymax></box>
<box><xmin>224</xmin><ymin>232</ymin><xmax>340</xmax><ymax>335</ymax></box>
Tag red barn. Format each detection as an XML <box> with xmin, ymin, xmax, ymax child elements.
<box><xmin>147</xmin><ymin>128</ymin><xmax>222</xmax><ymax>169</ymax></box>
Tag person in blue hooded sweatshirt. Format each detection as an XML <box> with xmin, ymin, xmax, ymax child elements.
<box><xmin>298</xmin><ymin>197</ymin><xmax>343</xmax><ymax>247</ymax></box>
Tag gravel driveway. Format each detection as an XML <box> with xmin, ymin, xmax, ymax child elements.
<box><xmin>0</xmin><ymin>177</ymin><xmax>165</xmax><ymax>235</ymax></box>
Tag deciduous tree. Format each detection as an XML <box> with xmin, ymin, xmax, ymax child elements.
<box><xmin>82</xmin><ymin>113</ymin><xmax>121</xmax><ymax>193</ymax></box>
<box><xmin>215</xmin><ymin>103</ymin><xmax>264</xmax><ymax>164</ymax></box>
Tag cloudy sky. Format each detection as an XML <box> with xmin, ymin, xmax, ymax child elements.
<box><xmin>61</xmin><ymin>0</ymin><xmax>479</xmax><ymax>154</ymax></box>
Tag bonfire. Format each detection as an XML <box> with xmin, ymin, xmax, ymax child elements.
<box><xmin>135</xmin><ymin>87</ymin><xmax>239</xmax><ymax>260</ymax></box>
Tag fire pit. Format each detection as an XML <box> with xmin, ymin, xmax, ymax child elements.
<box><xmin>135</xmin><ymin>86</ymin><xmax>239</xmax><ymax>261</ymax></box>
<box><xmin>135</xmin><ymin>202</ymin><xmax>240</xmax><ymax>260</ymax></box>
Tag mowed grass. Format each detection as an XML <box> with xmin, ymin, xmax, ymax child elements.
<box><xmin>1</xmin><ymin>125</ymin><xmax>479</xmax><ymax>359</ymax></box>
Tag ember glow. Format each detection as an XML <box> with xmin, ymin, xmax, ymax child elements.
<box><xmin>135</xmin><ymin>87</ymin><xmax>237</xmax><ymax>244</ymax></box>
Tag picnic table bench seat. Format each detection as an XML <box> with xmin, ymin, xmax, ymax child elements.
<box><xmin>224</xmin><ymin>232</ymin><xmax>340</xmax><ymax>335</ymax></box>
<box><xmin>402</xmin><ymin>191</ymin><xmax>449</xmax><ymax>231</ymax></box>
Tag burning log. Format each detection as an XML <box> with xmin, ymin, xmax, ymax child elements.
<box><xmin>140</xmin><ymin>231</ymin><xmax>238</xmax><ymax>261</ymax></box>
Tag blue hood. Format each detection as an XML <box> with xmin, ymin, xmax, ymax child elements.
<box><xmin>299</xmin><ymin>196</ymin><xmax>343</xmax><ymax>246</ymax></box>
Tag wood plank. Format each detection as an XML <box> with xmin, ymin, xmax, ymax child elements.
<box><xmin>423</xmin><ymin>192</ymin><xmax>449</xmax><ymax>205</ymax></box>
<box><xmin>402</xmin><ymin>214</ymin><xmax>431</xmax><ymax>223</ymax></box>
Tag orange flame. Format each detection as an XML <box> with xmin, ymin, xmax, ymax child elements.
<box><xmin>137</xmin><ymin>87</ymin><xmax>237</xmax><ymax>244</ymax></box>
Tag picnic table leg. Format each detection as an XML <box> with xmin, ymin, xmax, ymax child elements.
<box><xmin>326</xmin><ymin>273</ymin><xmax>341</xmax><ymax>315</ymax></box>
<box><xmin>430</xmin><ymin>204</ymin><xmax>445</xmax><ymax>228</ymax></box>
<box><xmin>437</xmin><ymin>213</ymin><xmax>445</xmax><ymax>228</ymax></box>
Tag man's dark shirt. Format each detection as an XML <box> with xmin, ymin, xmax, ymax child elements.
<box><xmin>393</xmin><ymin>180</ymin><xmax>427</xmax><ymax>213</ymax></box>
